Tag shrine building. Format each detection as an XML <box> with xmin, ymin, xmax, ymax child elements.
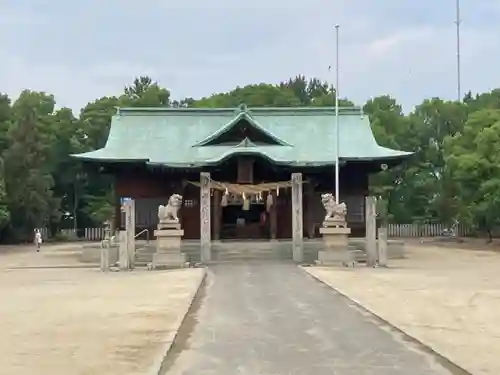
<box><xmin>73</xmin><ymin>105</ymin><xmax>411</xmax><ymax>240</ymax></box>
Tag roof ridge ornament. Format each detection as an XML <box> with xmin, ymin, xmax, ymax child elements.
<box><xmin>235</xmin><ymin>137</ymin><xmax>256</xmax><ymax>148</ymax></box>
<box><xmin>238</xmin><ymin>103</ymin><xmax>247</xmax><ymax>113</ymax></box>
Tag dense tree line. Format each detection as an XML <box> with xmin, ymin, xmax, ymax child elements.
<box><xmin>1</xmin><ymin>75</ymin><xmax>500</xmax><ymax>242</ymax></box>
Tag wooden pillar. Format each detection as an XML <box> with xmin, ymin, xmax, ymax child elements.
<box><xmin>270</xmin><ymin>190</ymin><xmax>277</xmax><ymax>240</ymax></box>
<box><xmin>291</xmin><ymin>173</ymin><xmax>304</xmax><ymax>263</ymax></box>
<box><xmin>305</xmin><ymin>182</ymin><xmax>315</xmax><ymax>238</ymax></box>
<box><xmin>213</xmin><ymin>189</ymin><xmax>221</xmax><ymax>241</ymax></box>
<box><xmin>200</xmin><ymin>172</ymin><xmax>211</xmax><ymax>263</ymax></box>
<box><xmin>114</xmin><ymin>192</ymin><xmax>121</xmax><ymax>233</ymax></box>
<box><xmin>365</xmin><ymin>196</ymin><xmax>377</xmax><ymax>267</ymax></box>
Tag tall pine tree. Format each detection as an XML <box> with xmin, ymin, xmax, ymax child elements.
<box><xmin>3</xmin><ymin>91</ymin><xmax>58</xmax><ymax>240</ymax></box>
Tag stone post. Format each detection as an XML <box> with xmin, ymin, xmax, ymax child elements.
<box><xmin>291</xmin><ymin>173</ymin><xmax>304</xmax><ymax>263</ymax></box>
<box><xmin>200</xmin><ymin>172</ymin><xmax>211</xmax><ymax>263</ymax></box>
<box><xmin>125</xmin><ymin>199</ymin><xmax>135</xmax><ymax>268</ymax></box>
<box><xmin>118</xmin><ymin>231</ymin><xmax>129</xmax><ymax>270</ymax></box>
<box><xmin>117</xmin><ymin>199</ymin><xmax>135</xmax><ymax>270</ymax></box>
<box><xmin>377</xmin><ymin>227</ymin><xmax>388</xmax><ymax>267</ymax></box>
<box><xmin>100</xmin><ymin>220</ymin><xmax>111</xmax><ymax>272</ymax></box>
<box><xmin>365</xmin><ymin>196</ymin><xmax>377</xmax><ymax>267</ymax></box>
<box><xmin>100</xmin><ymin>245</ymin><xmax>109</xmax><ymax>272</ymax></box>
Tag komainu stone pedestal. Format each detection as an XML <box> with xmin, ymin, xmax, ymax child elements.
<box><xmin>316</xmin><ymin>226</ymin><xmax>354</xmax><ymax>267</ymax></box>
<box><xmin>150</xmin><ymin>221</ymin><xmax>188</xmax><ymax>270</ymax></box>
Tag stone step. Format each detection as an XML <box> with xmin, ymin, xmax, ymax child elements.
<box><xmin>135</xmin><ymin>257</ymin><xmax>153</xmax><ymax>261</ymax></box>
<box><xmin>134</xmin><ymin>245</ymin><xmax>369</xmax><ymax>263</ymax></box>
<box><xmin>214</xmin><ymin>248</ymin><xmax>291</xmax><ymax>257</ymax></box>
<box><xmin>213</xmin><ymin>253</ymin><xmax>291</xmax><ymax>261</ymax></box>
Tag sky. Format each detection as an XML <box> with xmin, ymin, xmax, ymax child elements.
<box><xmin>0</xmin><ymin>0</ymin><xmax>499</xmax><ymax>113</ymax></box>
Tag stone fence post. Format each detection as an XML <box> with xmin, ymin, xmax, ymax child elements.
<box><xmin>377</xmin><ymin>227</ymin><xmax>388</xmax><ymax>267</ymax></box>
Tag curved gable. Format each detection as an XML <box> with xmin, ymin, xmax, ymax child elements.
<box><xmin>192</xmin><ymin>110</ymin><xmax>292</xmax><ymax>147</ymax></box>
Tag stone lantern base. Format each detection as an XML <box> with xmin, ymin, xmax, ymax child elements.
<box><xmin>316</xmin><ymin>224</ymin><xmax>354</xmax><ymax>267</ymax></box>
<box><xmin>149</xmin><ymin>220</ymin><xmax>188</xmax><ymax>270</ymax></box>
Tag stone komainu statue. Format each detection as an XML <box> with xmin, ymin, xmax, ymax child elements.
<box><xmin>321</xmin><ymin>193</ymin><xmax>347</xmax><ymax>227</ymax></box>
<box><xmin>158</xmin><ymin>194</ymin><xmax>183</xmax><ymax>222</ymax></box>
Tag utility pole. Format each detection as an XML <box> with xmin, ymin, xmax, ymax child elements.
<box><xmin>455</xmin><ymin>0</ymin><xmax>461</xmax><ymax>101</ymax></box>
<box><xmin>334</xmin><ymin>24</ymin><xmax>340</xmax><ymax>204</ymax></box>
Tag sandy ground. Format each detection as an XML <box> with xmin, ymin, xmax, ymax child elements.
<box><xmin>0</xmin><ymin>245</ymin><xmax>205</xmax><ymax>375</ymax></box>
<box><xmin>0</xmin><ymin>242</ymin><xmax>94</xmax><ymax>269</ymax></box>
<box><xmin>304</xmin><ymin>245</ymin><xmax>500</xmax><ymax>375</ymax></box>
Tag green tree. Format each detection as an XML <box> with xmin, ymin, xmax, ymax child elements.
<box><xmin>364</xmin><ymin>96</ymin><xmax>412</xmax><ymax>223</ymax></box>
<box><xmin>408</xmin><ymin>99</ymin><xmax>467</xmax><ymax>223</ymax></box>
<box><xmin>0</xmin><ymin>159</ymin><xmax>9</xmax><ymax>231</ymax></box>
<box><xmin>193</xmin><ymin>83</ymin><xmax>302</xmax><ymax>107</ymax></box>
<box><xmin>444</xmin><ymin>109</ymin><xmax>500</xmax><ymax>240</ymax></box>
<box><xmin>122</xmin><ymin>76</ymin><xmax>170</xmax><ymax>107</ymax></box>
<box><xmin>3</xmin><ymin>90</ymin><xmax>59</xmax><ymax>239</ymax></box>
<box><xmin>5</xmin><ymin>74</ymin><xmax>500</xmax><ymax>242</ymax></box>
<box><xmin>0</xmin><ymin>94</ymin><xmax>11</xmax><ymax>236</ymax></box>
<box><xmin>464</xmin><ymin>88</ymin><xmax>500</xmax><ymax>112</ymax></box>
<box><xmin>192</xmin><ymin>77</ymin><xmax>353</xmax><ymax>108</ymax></box>
<box><xmin>47</xmin><ymin>108</ymin><xmax>86</xmax><ymax>232</ymax></box>
<box><xmin>76</xmin><ymin>76</ymin><xmax>172</xmax><ymax>227</ymax></box>
<box><xmin>0</xmin><ymin>93</ymin><xmax>12</xmax><ymax>153</ymax></box>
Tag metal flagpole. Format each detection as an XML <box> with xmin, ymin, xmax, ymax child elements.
<box><xmin>455</xmin><ymin>0</ymin><xmax>461</xmax><ymax>101</ymax></box>
<box><xmin>334</xmin><ymin>24</ymin><xmax>340</xmax><ymax>204</ymax></box>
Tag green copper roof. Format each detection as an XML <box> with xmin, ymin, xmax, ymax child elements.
<box><xmin>73</xmin><ymin>106</ymin><xmax>412</xmax><ymax>167</ymax></box>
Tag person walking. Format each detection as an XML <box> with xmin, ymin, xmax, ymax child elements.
<box><xmin>34</xmin><ymin>229</ymin><xmax>42</xmax><ymax>252</ymax></box>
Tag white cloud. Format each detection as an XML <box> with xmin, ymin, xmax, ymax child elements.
<box><xmin>367</xmin><ymin>27</ymin><xmax>435</xmax><ymax>57</ymax></box>
<box><xmin>0</xmin><ymin>55</ymin><xmax>116</xmax><ymax>110</ymax></box>
<box><xmin>0</xmin><ymin>6</ymin><xmax>44</xmax><ymax>26</ymax></box>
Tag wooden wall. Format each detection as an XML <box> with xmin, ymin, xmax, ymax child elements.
<box><xmin>114</xmin><ymin>168</ymin><xmax>200</xmax><ymax>239</ymax></box>
<box><xmin>112</xmin><ymin>159</ymin><xmax>371</xmax><ymax>239</ymax></box>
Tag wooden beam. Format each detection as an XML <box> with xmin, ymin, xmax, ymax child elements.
<box><xmin>305</xmin><ymin>181</ymin><xmax>315</xmax><ymax>238</ymax></box>
<box><xmin>212</xmin><ymin>189</ymin><xmax>221</xmax><ymax>241</ymax></box>
<box><xmin>270</xmin><ymin>190</ymin><xmax>277</xmax><ymax>240</ymax></box>
<box><xmin>237</xmin><ymin>157</ymin><xmax>254</xmax><ymax>183</ymax></box>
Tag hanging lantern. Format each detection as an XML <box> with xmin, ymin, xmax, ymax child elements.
<box><xmin>242</xmin><ymin>192</ymin><xmax>250</xmax><ymax>211</ymax></box>
<box><xmin>243</xmin><ymin>200</ymin><xmax>250</xmax><ymax>211</ymax></box>
<box><xmin>221</xmin><ymin>194</ymin><xmax>228</xmax><ymax>207</ymax></box>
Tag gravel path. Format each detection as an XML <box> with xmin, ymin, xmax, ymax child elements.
<box><xmin>164</xmin><ymin>262</ymin><xmax>450</xmax><ymax>375</ymax></box>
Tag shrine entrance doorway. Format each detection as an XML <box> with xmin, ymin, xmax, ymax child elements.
<box><xmin>219</xmin><ymin>194</ymin><xmax>268</xmax><ymax>240</ymax></box>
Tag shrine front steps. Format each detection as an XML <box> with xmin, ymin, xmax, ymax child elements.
<box><xmin>134</xmin><ymin>242</ymin><xmax>357</xmax><ymax>264</ymax></box>
<box><xmin>134</xmin><ymin>241</ymin><xmax>294</xmax><ymax>264</ymax></box>
<box><xmin>132</xmin><ymin>239</ymin><xmax>405</xmax><ymax>265</ymax></box>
